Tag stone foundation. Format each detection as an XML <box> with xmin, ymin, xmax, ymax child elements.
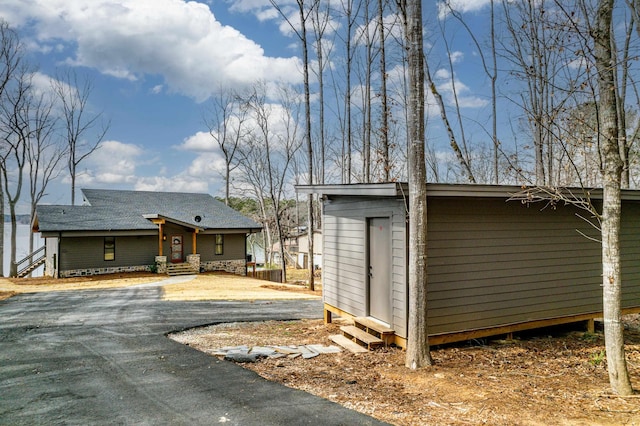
<box><xmin>201</xmin><ymin>259</ymin><xmax>246</xmax><ymax>275</ymax></box>
<box><xmin>59</xmin><ymin>265</ymin><xmax>153</xmax><ymax>278</ymax></box>
<box><xmin>155</xmin><ymin>256</ymin><xmax>167</xmax><ymax>274</ymax></box>
<box><xmin>186</xmin><ymin>254</ymin><xmax>201</xmax><ymax>272</ymax></box>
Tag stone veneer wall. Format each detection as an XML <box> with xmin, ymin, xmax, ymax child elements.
<box><xmin>201</xmin><ymin>259</ymin><xmax>246</xmax><ymax>276</ymax></box>
<box><xmin>60</xmin><ymin>265</ymin><xmax>152</xmax><ymax>278</ymax></box>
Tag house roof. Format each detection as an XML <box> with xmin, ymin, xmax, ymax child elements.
<box><xmin>34</xmin><ymin>189</ymin><xmax>262</xmax><ymax>233</ymax></box>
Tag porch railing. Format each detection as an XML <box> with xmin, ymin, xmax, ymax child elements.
<box><xmin>14</xmin><ymin>246</ymin><xmax>46</xmax><ymax>278</ymax></box>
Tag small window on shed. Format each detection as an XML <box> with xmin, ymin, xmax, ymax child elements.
<box><xmin>215</xmin><ymin>234</ymin><xmax>224</xmax><ymax>255</ymax></box>
<box><xmin>104</xmin><ymin>237</ymin><xmax>115</xmax><ymax>261</ymax></box>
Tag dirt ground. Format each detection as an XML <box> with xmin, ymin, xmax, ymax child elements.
<box><xmin>173</xmin><ymin>316</ymin><xmax>640</xmax><ymax>426</ymax></box>
<box><xmin>4</xmin><ymin>271</ymin><xmax>639</xmax><ymax>424</ymax></box>
<box><xmin>0</xmin><ymin>270</ymin><xmax>321</xmax><ymax>301</ymax></box>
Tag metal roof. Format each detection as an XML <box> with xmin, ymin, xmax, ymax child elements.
<box><xmin>34</xmin><ymin>189</ymin><xmax>262</xmax><ymax>233</ymax></box>
<box><xmin>295</xmin><ymin>182</ymin><xmax>640</xmax><ymax>201</ymax></box>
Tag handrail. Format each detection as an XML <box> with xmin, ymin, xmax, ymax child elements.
<box><xmin>14</xmin><ymin>246</ymin><xmax>46</xmax><ymax>277</ymax></box>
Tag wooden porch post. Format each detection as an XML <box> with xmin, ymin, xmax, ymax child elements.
<box><xmin>192</xmin><ymin>230</ymin><xmax>198</xmax><ymax>254</ymax></box>
<box><xmin>158</xmin><ymin>223</ymin><xmax>164</xmax><ymax>256</ymax></box>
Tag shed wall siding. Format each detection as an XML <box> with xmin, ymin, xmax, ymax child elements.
<box><xmin>60</xmin><ymin>236</ymin><xmax>157</xmax><ymax>270</ymax></box>
<box><xmin>45</xmin><ymin>237</ymin><xmax>59</xmax><ymax>277</ymax></box>
<box><xmin>425</xmin><ymin>198</ymin><xmax>636</xmax><ymax>336</ymax></box>
<box><xmin>621</xmin><ymin>202</ymin><xmax>640</xmax><ymax>307</ymax></box>
<box><xmin>321</xmin><ymin>188</ymin><xmax>640</xmax><ymax>343</ymax></box>
<box><xmin>323</xmin><ymin>197</ymin><xmax>407</xmax><ymax>337</ymax></box>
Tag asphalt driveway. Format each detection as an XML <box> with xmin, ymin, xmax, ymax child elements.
<box><xmin>0</xmin><ymin>283</ymin><xmax>386</xmax><ymax>425</ymax></box>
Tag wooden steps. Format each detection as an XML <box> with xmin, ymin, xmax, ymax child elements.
<box><xmin>329</xmin><ymin>334</ymin><xmax>369</xmax><ymax>353</ymax></box>
<box><xmin>166</xmin><ymin>263</ymin><xmax>197</xmax><ymax>276</ymax></box>
<box><xmin>331</xmin><ymin>317</ymin><xmax>396</xmax><ymax>352</ymax></box>
<box><xmin>353</xmin><ymin>317</ymin><xmax>396</xmax><ymax>346</ymax></box>
<box><xmin>340</xmin><ymin>325</ymin><xmax>384</xmax><ymax>350</ymax></box>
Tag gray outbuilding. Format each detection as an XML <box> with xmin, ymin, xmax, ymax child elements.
<box><xmin>297</xmin><ymin>183</ymin><xmax>640</xmax><ymax>347</ymax></box>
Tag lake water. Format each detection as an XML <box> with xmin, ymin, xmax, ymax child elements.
<box><xmin>3</xmin><ymin>223</ymin><xmax>43</xmax><ymax>277</ymax></box>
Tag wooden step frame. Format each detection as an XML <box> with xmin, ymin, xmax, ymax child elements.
<box><xmin>353</xmin><ymin>317</ymin><xmax>395</xmax><ymax>346</ymax></box>
<box><xmin>329</xmin><ymin>334</ymin><xmax>369</xmax><ymax>353</ymax></box>
<box><xmin>340</xmin><ymin>325</ymin><xmax>384</xmax><ymax>350</ymax></box>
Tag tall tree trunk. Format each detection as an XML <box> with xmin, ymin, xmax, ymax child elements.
<box><xmin>594</xmin><ymin>0</ymin><xmax>633</xmax><ymax>396</ymax></box>
<box><xmin>491</xmin><ymin>0</ymin><xmax>499</xmax><ymax>184</ymax></box>
<box><xmin>379</xmin><ymin>0</ymin><xmax>390</xmax><ymax>181</ymax></box>
<box><xmin>345</xmin><ymin>0</ymin><xmax>353</xmax><ymax>184</ymax></box>
<box><xmin>401</xmin><ymin>0</ymin><xmax>433</xmax><ymax>369</ymax></box>
<box><xmin>298</xmin><ymin>0</ymin><xmax>315</xmax><ymax>291</ymax></box>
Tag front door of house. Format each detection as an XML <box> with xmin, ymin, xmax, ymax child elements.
<box><xmin>170</xmin><ymin>235</ymin><xmax>183</xmax><ymax>263</ymax></box>
<box><xmin>368</xmin><ymin>217</ymin><xmax>392</xmax><ymax>325</ymax></box>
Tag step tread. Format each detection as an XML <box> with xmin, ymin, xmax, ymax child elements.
<box><xmin>329</xmin><ymin>334</ymin><xmax>369</xmax><ymax>353</ymax></box>
<box><xmin>354</xmin><ymin>317</ymin><xmax>395</xmax><ymax>334</ymax></box>
<box><xmin>340</xmin><ymin>325</ymin><xmax>384</xmax><ymax>345</ymax></box>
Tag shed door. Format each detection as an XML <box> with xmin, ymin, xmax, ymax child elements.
<box><xmin>368</xmin><ymin>217</ymin><xmax>392</xmax><ymax>325</ymax></box>
<box><xmin>170</xmin><ymin>235</ymin><xmax>183</xmax><ymax>263</ymax></box>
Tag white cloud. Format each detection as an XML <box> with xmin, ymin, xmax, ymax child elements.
<box><xmin>434</xmin><ymin>69</ymin><xmax>488</xmax><ymax>109</ymax></box>
<box><xmin>438</xmin><ymin>0</ymin><xmax>492</xmax><ymax>19</ymax></box>
<box><xmin>450</xmin><ymin>51</ymin><xmax>464</xmax><ymax>64</ymax></box>
<box><xmin>84</xmin><ymin>140</ymin><xmax>144</xmax><ymax>185</ymax></box>
<box><xmin>0</xmin><ymin>0</ymin><xmax>303</xmax><ymax>101</ymax></box>
<box><xmin>187</xmin><ymin>152</ymin><xmax>226</xmax><ymax>178</ymax></box>
<box><xmin>135</xmin><ymin>176</ymin><xmax>209</xmax><ymax>193</ymax></box>
<box><xmin>177</xmin><ymin>131</ymin><xmax>217</xmax><ymax>152</ymax></box>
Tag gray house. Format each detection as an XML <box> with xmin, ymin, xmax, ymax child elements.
<box><xmin>32</xmin><ymin>189</ymin><xmax>262</xmax><ymax>278</ymax></box>
<box><xmin>297</xmin><ymin>183</ymin><xmax>640</xmax><ymax>347</ymax></box>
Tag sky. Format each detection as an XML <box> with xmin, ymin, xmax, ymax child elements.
<box><xmin>0</xmin><ymin>0</ymin><xmax>494</xmax><ymax>212</ymax></box>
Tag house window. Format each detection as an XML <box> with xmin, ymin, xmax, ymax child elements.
<box><xmin>104</xmin><ymin>237</ymin><xmax>115</xmax><ymax>261</ymax></box>
<box><xmin>215</xmin><ymin>234</ymin><xmax>224</xmax><ymax>255</ymax></box>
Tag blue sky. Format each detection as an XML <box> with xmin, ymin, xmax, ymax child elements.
<box><xmin>0</xmin><ymin>0</ymin><xmax>494</xmax><ymax>211</ymax></box>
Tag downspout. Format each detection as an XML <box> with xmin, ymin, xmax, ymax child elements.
<box><xmin>56</xmin><ymin>232</ymin><xmax>61</xmax><ymax>279</ymax></box>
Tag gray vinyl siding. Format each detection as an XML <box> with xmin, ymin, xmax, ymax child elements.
<box><xmin>621</xmin><ymin>202</ymin><xmax>640</xmax><ymax>308</ymax></box>
<box><xmin>199</xmin><ymin>233</ymin><xmax>246</xmax><ymax>261</ymax></box>
<box><xmin>323</xmin><ymin>196</ymin><xmax>407</xmax><ymax>337</ymax></box>
<box><xmin>45</xmin><ymin>237</ymin><xmax>59</xmax><ymax>277</ymax></box>
<box><xmin>426</xmin><ymin>198</ymin><xmax>603</xmax><ymax>336</ymax></box>
<box><xmin>59</xmin><ymin>236</ymin><xmax>157</xmax><ymax>270</ymax></box>
<box><xmin>314</xmin><ymin>184</ymin><xmax>640</xmax><ymax>344</ymax></box>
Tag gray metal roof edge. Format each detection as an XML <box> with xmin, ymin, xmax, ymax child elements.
<box><xmin>295</xmin><ymin>182</ymin><xmax>407</xmax><ymax>197</ymax></box>
<box><xmin>297</xmin><ymin>182</ymin><xmax>640</xmax><ymax>201</ymax></box>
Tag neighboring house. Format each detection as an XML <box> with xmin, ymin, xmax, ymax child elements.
<box><xmin>32</xmin><ymin>189</ymin><xmax>262</xmax><ymax>278</ymax></box>
<box><xmin>273</xmin><ymin>230</ymin><xmax>322</xmax><ymax>269</ymax></box>
<box><xmin>297</xmin><ymin>183</ymin><xmax>640</xmax><ymax>348</ymax></box>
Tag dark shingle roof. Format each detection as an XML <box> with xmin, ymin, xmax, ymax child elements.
<box><xmin>35</xmin><ymin>189</ymin><xmax>261</xmax><ymax>232</ymax></box>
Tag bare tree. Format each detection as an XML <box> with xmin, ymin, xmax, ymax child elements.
<box><xmin>52</xmin><ymin>70</ymin><xmax>108</xmax><ymax>205</ymax></box>
<box><xmin>269</xmin><ymin>0</ymin><xmax>319</xmax><ymax>289</ymax></box>
<box><xmin>311</xmin><ymin>0</ymin><xmax>332</xmax><ymax>185</ymax></box>
<box><xmin>0</xmin><ymin>65</ymin><xmax>31</xmax><ymax>277</ymax></box>
<box><xmin>441</xmin><ymin>0</ymin><xmax>500</xmax><ymax>183</ymax></box>
<box><xmin>378</xmin><ymin>0</ymin><xmax>391</xmax><ymax>181</ymax></box>
<box><xmin>235</xmin><ymin>84</ymin><xmax>302</xmax><ymax>283</ymax></box>
<box><xmin>203</xmin><ymin>87</ymin><xmax>249</xmax><ymax>205</ymax></box>
<box><xmin>0</xmin><ymin>20</ymin><xmax>24</xmax><ymax>277</ymax></box>
<box><xmin>398</xmin><ymin>0</ymin><xmax>433</xmax><ymax>369</ymax></box>
<box><xmin>593</xmin><ymin>0</ymin><xmax>633</xmax><ymax>395</ymax></box>
<box><xmin>513</xmin><ymin>0</ymin><xmax>635</xmax><ymax>395</ymax></box>
<box><xmin>27</xmin><ymin>90</ymin><xmax>65</xmax><ymax>255</ymax></box>
<box><xmin>424</xmin><ymin>54</ymin><xmax>476</xmax><ymax>183</ymax></box>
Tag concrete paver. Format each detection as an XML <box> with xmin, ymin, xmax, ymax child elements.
<box><xmin>0</xmin><ymin>282</ymin><xmax>386</xmax><ymax>425</ymax></box>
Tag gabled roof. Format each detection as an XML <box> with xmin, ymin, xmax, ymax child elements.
<box><xmin>34</xmin><ymin>189</ymin><xmax>262</xmax><ymax>233</ymax></box>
